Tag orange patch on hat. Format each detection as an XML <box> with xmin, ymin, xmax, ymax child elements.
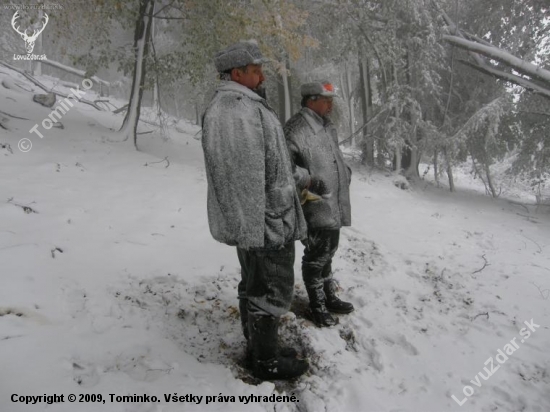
<box><xmin>323</xmin><ymin>83</ymin><xmax>334</xmax><ymax>92</ymax></box>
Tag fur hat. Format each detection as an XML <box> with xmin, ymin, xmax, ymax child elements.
<box><xmin>300</xmin><ymin>80</ymin><xmax>337</xmax><ymax>97</ymax></box>
<box><xmin>214</xmin><ymin>40</ymin><xmax>269</xmax><ymax>72</ymax></box>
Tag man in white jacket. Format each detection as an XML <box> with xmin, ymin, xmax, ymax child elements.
<box><xmin>201</xmin><ymin>40</ymin><xmax>309</xmax><ymax>380</ymax></box>
<box><xmin>284</xmin><ymin>81</ymin><xmax>354</xmax><ymax>327</ymax></box>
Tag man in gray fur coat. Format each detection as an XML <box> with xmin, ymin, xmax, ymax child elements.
<box><xmin>201</xmin><ymin>40</ymin><xmax>309</xmax><ymax>380</ymax></box>
<box><xmin>284</xmin><ymin>80</ymin><xmax>355</xmax><ymax>327</ymax></box>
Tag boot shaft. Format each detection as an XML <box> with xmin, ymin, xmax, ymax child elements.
<box><xmin>248</xmin><ymin>314</ymin><xmax>279</xmax><ymax>361</ymax></box>
<box><xmin>247</xmin><ymin>313</ymin><xmax>308</xmax><ymax>380</ymax></box>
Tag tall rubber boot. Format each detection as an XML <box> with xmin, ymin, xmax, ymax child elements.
<box><xmin>241</xmin><ymin>300</ymin><xmax>297</xmax><ymax>361</ymax></box>
<box><xmin>248</xmin><ymin>314</ymin><xmax>308</xmax><ymax>380</ymax></box>
<box><xmin>324</xmin><ymin>280</ymin><xmax>354</xmax><ymax>314</ymax></box>
<box><xmin>239</xmin><ymin>298</ymin><xmax>249</xmax><ymax>340</ymax></box>
<box><xmin>305</xmin><ymin>286</ymin><xmax>338</xmax><ymax>327</ymax></box>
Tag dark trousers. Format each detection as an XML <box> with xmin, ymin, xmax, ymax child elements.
<box><xmin>237</xmin><ymin>242</ymin><xmax>295</xmax><ymax>318</ymax></box>
<box><xmin>301</xmin><ymin>229</ymin><xmax>340</xmax><ymax>291</ymax></box>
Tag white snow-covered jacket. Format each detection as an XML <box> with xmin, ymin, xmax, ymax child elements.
<box><xmin>284</xmin><ymin>107</ymin><xmax>352</xmax><ymax>229</ymax></box>
<box><xmin>201</xmin><ymin>81</ymin><xmax>307</xmax><ymax>250</ymax></box>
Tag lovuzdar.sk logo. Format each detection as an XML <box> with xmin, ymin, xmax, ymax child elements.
<box><xmin>11</xmin><ymin>10</ymin><xmax>48</xmax><ymax>61</ymax></box>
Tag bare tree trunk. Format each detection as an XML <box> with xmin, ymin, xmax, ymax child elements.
<box><xmin>340</xmin><ymin>61</ymin><xmax>356</xmax><ymax>148</ymax></box>
<box><xmin>274</xmin><ymin>6</ymin><xmax>292</xmax><ymax>122</ymax></box>
<box><xmin>469</xmin><ymin>153</ymin><xmax>491</xmax><ymax>195</ymax></box>
<box><xmin>443</xmin><ymin>147</ymin><xmax>455</xmax><ymax>192</ymax></box>
<box><xmin>281</xmin><ymin>62</ymin><xmax>291</xmax><ymax>122</ymax></box>
<box><xmin>151</xmin><ymin>4</ymin><xmax>156</xmax><ymax>107</ymax></box>
<box><xmin>119</xmin><ymin>0</ymin><xmax>155</xmax><ymax>149</ymax></box>
<box><xmin>480</xmin><ymin>125</ymin><xmax>498</xmax><ymax>197</ymax></box>
<box><xmin>484</xmin><ymin>163</ymin><xmax>498</xmax><ymax>197</ymax></box>
<box><xmin>33</xmin><ymin>9</ymin><xmax>44</xmax><ymax>76</ymax></box>
<box><xmin>433</xmin><ymin>150</ymin><xmax>440</xmax><ymax>187</ymax></box>
<box><xmin>404</xmin><ymin>123</ymin><xmax>420</xmax><ymax>177</ymax></box>
<box><xmin>406</xmin><ymin>140</ymin><xmax>420</xmax><ymax>177</ymax></box>
<box><xmin>391</xmin><ymin>64</ymin><xmax>402</xmax><ymax>172</ymax></box>
<box><xmin>151</xmin><ymin>3</ymin><xmax>161</xmax><ymax>114</ymax></box>
<box><xmin>394</xmin><ymin>148</ymin><xmax>402</xmax><ymax>172</ymax></box>
<box><xmin>174</xmin><ymin>94</ymin><xmax>180</xmax><ymax>119</ymax></box>
<box><xmin>359</xmin><ymin>50</ymin><xmax>374</xmax><ymax>165</ymax></box>
<box><xmin>345</xmin><ymin>62</ymin><xmax>356</xmax><ymax>145</ymax></box>
<box><xmin>403</xmin><ymin>49</ymin><xmax>420</xmax><ymax>178</ymax></box>
<box><xmin>276</xmin><ymin>57</ymin><xmax>292</xmax><ymax>122</ymax></box>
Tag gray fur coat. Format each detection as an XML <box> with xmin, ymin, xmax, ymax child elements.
<box><xmin>201</xmin><ymin>81</ymin><xmax>307</xmax><ymax>250</ymax></box>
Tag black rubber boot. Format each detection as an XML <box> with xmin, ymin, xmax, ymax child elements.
<box><xmin>239</xmin><ymin>298</ymin><xmax>249</xmax><ymax>340</ymax></box>
<box><xmin>306</xmin><ymin>287</ymin><xmax>338</xmax><ymax>327</ymax></box>
<box><xmin>248</xmin><ymin>314</ymin><xmax>308</xmax><ymax>380</ymax></box>
<box><xmin>244</xmin><ymin>342</ymin><xmax>298</xmax><ymax>369</ymax></box>
<box><xmin>241</xmin><ymin>299</ymin><xmax>297</xmax><ymax>359</ymax></box>
<box><xmin>324</xmin><ymin>280</ymin><xmax>354</xmax><ymax>314</ymax></box>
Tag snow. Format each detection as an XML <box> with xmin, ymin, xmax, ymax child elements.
<box><xmin>1</xmin><ymin>66</ymin><xmax>549</xmax><ymax>412</ymax></box>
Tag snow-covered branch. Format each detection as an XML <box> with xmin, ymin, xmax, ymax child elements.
<box><xmin>458</xmin><ymin>59</ymin><xmax>550</xmax><ymax>100</ymax></box>
<box><xmin>442</xmin><ymin>35</ymin><xmax>550</xmax><ymax>86</ymax></box>
<box><xmin>40</xmin><ymin>60</ymin><xmax>110</xmax><ymax>87</ymax></box>
<box><xmin>0</xmin><ymin>61</ymin><xmax>104</xmax><ymax>110</ymax></box>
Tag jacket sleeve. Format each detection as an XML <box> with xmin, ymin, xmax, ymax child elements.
<box><xmin>285</xmin><ymin>127</ymin><xmax>310</xmax><ymax>192</ymax></box>
<box><xmin>202</xmin><ymin>97</ymin><xmax>266</xmax><ymax>248</ymax></box>
<box><xmin>289</xmin><ymin>140</ymin><xmax>310</xmax><ymax>191</ymax></box>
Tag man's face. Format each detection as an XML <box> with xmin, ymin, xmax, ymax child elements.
<box><xmin>308</xmin><ymin>96</ymin><xmax>333</xmax><ymax>118</ymax></box>
<box><xmin>231</xmin><ymin>64</ymin><xmax>265</xmax><ymax>91</ymax></box>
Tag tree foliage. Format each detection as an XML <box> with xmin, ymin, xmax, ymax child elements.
<box><xmin>3</xmin><ymin>0</ymin><xmax>548</xmax><ymax>194</ymax></box>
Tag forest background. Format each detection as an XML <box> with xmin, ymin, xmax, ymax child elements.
<box><xmin>1</xmin><ymin>0</ymin><xmax>549</xmax><ymax>202</ymax></box>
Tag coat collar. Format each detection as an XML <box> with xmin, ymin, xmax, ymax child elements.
<box><xmin>300</xmin><ymin>107</ymin><xmax>325</xmax><ymax>134</ymax></box>
<box><xmin>216</xmin><ymin>80</ymin><xmax>264</xmax><ymax>102</ymax></box>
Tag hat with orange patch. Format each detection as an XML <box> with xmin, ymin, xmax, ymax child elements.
<box><xmin>300</xmin><ymin>80</ymin><xmax>337</xmax><ymax>97</ymax></box>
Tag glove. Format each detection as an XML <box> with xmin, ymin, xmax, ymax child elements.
<box><xmin>308</xmin><ymin>176</ymin><xmax>329</xmax><ymax>196</ymax></box>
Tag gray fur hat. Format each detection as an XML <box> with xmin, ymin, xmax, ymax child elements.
<box><xmin>300</xmin><ymin>80</ymin><xmax>337</xmax><ymax>97</ymax></box>
<box><xmin>214</xmin><ymin>40</ymin><xmax>269</xmax><ymax>72</ymax></box>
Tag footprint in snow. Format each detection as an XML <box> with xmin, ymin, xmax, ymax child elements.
<box><xmin>71</xmin><ymin>360</ymin><xmax>100</xmax><ymax>387</ymax></box>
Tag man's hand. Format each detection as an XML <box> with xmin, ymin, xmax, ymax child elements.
<box><xmin>308</xmin><ymin>176</ymin><xmax>329</xmax><ymax>196</ymax></box>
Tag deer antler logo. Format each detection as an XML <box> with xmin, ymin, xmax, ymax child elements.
<box><xmin>11</xmin><ymin>11</ymin><xmax>49</xmax><ymax>54</ymax></box>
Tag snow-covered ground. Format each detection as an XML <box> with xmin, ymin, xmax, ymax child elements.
<box><xmin>1</xmin><ymin>66</ymin><xmax>549</xmax><ymax>412</ymax></box>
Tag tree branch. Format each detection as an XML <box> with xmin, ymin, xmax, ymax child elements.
<box><xmin>457</xmin><ymin>59</ymin><xmax>550</xmax><ymax>100</ymax></box>
<box><xmin>517</xmin><ymin>110</ymin><xmax>550</xmax><ymax>117</ymax></box>
<box><xmin>0</xmin><ymin>61</ymin><xmax>103</xmax><ymax>110</ymax></box>
<box><xmin>153</xmin><ymin>15</ymin><xmax>186</xmax><ymax>20</ymax></box>
<box><xmin>435</xmin><ymin>0</ymin><xmax>550</xmax><ymax>102</ymax></box>
<box><xmin>443</xmin><ymin>35</ymin><xmax>550</xmax><ymax>85</ymax></box>
<box><xmin>7</xmin><ymin>198</ymin><xmax>38</xmax><ymax>214</ymax></box>
<box><xmin>472</xmin><ymin>254</ymin><xmax>489</xmax><ymax>274</ymax></box>
<box><xmin>344</xmin><ymin>6</ymin><xmax>388</xmax><ymax>89</ymax></box>
<box><xmin>461</xmin><ymin>31</ymin><xmax>493</xmax><ymax>48</ymax></box>
<box><xmin>0</xmin><ymin>109</ymin><xmax>29</xmax><ymax>120</ymax></box>
<box><xmin>433</xmin><ymin>0</ymin><xmax>487</xmax><ymax>68</ymax></box>
<box><xmin>339</xmin><ymin>107</ymin><xmax>389</xmax><ymax>146</ymax></box>
<box><xmin>144</xmin><ymin>156</ymin><xmax>170</xmax><ymax>168</ymax></box>
<box><xmin>472</xmin><ymin>312</ymin><xmax>490</xmax><ymax>320</ymax></box>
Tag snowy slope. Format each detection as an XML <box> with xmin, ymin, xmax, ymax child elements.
<box><xmin>0</xmin><ymin>66</ymin><xmax>549</xmax><ymax>412</ymax></box>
